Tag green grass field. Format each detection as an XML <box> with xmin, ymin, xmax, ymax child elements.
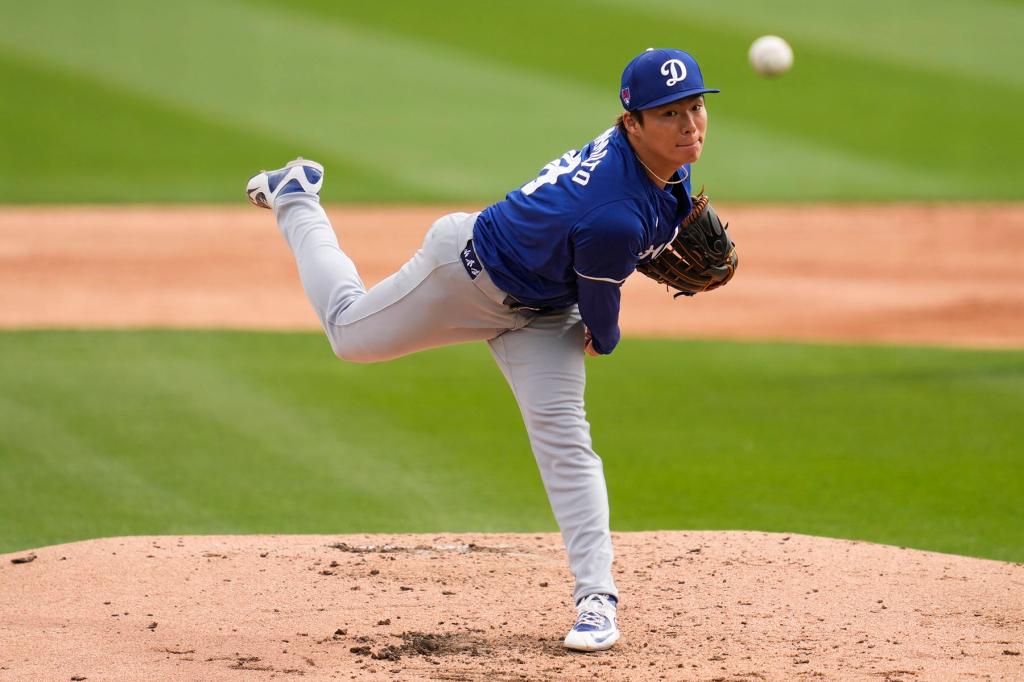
<box><xmin>2</xmin><ymin>0</ymin><xmax>1022</xmax><ymax>202</ymax></box>
<box><xmin>2</xmin><ymin>331</ymin><xmax>1021</xmax><ymax>562</ymax></box>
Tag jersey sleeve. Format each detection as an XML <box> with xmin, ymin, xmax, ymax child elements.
<box><xmin>578</xmin><ymin>279</ymin><xmax>621</xmax><ymax>354</ymax></box>
<box><xmin>571</xmin><ymin>201</ymin><xmax>646</xmax><ymax>355</ymax></box>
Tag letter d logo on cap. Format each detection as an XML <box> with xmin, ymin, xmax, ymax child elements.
<box><xmin>661</xmin><ymin>59</ymin><xmax>687</xmax><ymax>86</ymax></box>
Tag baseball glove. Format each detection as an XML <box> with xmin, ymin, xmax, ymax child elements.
<box><xmin>636</xmin><ymin>192</ymin><xmax>738</xmax><ymax>297</ymax></box>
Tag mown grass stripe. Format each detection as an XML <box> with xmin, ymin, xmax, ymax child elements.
<box><xmin>616</xmin><ymin>0</ymin><xmax>1024</xmax><ymax>90</ymax></box>
<box><xmin>2</xmin><ymin>331</ymin><xmax>1021</xmax><ymax>561</ymax></box>
<box><xmin>3</xmin><ymin>0</ymin><xmax>1014</xmax><ymax>201</ymax></box>
<box><xmin>0</xmin><ymin>0</ymin><xmax>611</xmax><ymax>199</ymax></box>
<box><xmin>0</xmin><ymin>392</ymin><xmax>215</xmax><ymax>536</ymax></box>
<box><xmin>283</xmin><ymin>0</ymin><xmax>1014</xmax><ymax>199</ymax></box>
<box><xmin>0</xmin><ymin>48</ymin><xmax>409</xmax><ymax>202</ymax></box>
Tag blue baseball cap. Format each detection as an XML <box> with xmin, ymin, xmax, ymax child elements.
<box><xmin>619</xmin><ymin>48</ymin><xmax>719</xmax><ymax>111</ymax></box>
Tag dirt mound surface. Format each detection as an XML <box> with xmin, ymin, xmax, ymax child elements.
<box><xmin>2</xmin><ymin>532</ymin><xmax>1022</xmax><ymax>680</ymax></box>
<box><xmin>1</xmin><ymin>204</ymin><xmax>1022</xmax><ymax>347</ymax></box>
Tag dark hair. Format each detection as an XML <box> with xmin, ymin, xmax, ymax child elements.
<box><xmin>615</xmin><ymin>109</ymin><xmax>644</xmax><ymax>133</ymax></box>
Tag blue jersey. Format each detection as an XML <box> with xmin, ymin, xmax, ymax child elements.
<box><xmin>473</xmin><ymin>126</ymin><xmax>693</xmax><ymax>354</ymax></box>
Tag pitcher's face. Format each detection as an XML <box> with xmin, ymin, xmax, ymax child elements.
<box><xmin>627</xmin><ymin>95</ymin><xmax>708</xmax><ymax>167</ymax></box>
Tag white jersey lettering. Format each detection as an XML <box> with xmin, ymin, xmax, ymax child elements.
<box><xmin>520</xmin><ymin>128</ymin><xmax>615</xmax><ymax>196</ymax></box>
<box><xmin>571</xmin><ymin>170</ymin><xmax>591</xmax><ymax>186</ymax></box>
<box><xmin>521</xmin><ymin>150</ymin><xmax>582</xmax><ymax>196</ymax></box>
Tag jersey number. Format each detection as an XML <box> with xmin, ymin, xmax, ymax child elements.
<box><xmin>521</xmin><ymin>150</ymin><xmax>583</xmax><ymax>196</ymax></box>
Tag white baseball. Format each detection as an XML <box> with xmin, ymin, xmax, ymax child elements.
<box><xmin>748</xmin><ymin>35</ymin><xmax>793</xmax><ymax>77</ymax></box>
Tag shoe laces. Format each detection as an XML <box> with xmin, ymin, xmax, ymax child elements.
<box><xmin>575</xmin><ymin>610</ymin><xmax>609</xmax><ymax>629</ymax></box>
<box><xmin>575</xmin><ymin>594</ymin><xmax>616</xmax><ymax>628</ymax></box>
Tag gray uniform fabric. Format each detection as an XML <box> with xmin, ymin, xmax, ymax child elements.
<box><xmin>274</xmin><ymin>194</ymin><xmax>617</xmax><ymax>603</ymax></box>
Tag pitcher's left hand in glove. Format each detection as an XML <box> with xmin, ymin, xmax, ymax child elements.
<box><xmin>636</xmin><ymin>192</ymin><xmax>738</xmax><ymax>297</ymax></box>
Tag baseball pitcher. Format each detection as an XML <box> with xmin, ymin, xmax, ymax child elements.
<box><xmin>245</xmin><ymin>47</ymin><xmax>736</xmax><ymax>651</ymax></box>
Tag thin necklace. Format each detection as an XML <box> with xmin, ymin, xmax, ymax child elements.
<box><xmin>636</xmin><ymin>157</ymin><xmax>684</xmax><ymax>186</ymax></box>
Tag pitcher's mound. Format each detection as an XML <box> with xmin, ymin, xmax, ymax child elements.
<box><xmin>2</xmin><ymin>531</ymin><xmax>1021</xmax><ymax>680</ymax></box>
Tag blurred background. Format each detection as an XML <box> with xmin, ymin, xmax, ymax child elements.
<box><xmin>3</xmin><ymin>0</ymin><xmax>1021</xmax><ymax>202</ymax></box>
<box><xmin>1</xmin><ymin>0</ymin><xmax>1021</xmax><ymax>562</ymax></box>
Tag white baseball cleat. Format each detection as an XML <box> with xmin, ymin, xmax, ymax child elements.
<box><xmin>564</xmin><ymin>593</ymin><xmax>620</xmax><ymax>651</ymax></box>
<box><xmin>246</xmin><ymin>157</ymin><xmax>324</xmax><ymax>209</ymax></box>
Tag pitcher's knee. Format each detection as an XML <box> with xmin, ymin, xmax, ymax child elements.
<box><xmin>332</xmin><ymin>347</ymin><xmax>377</xmax><ymax>364</ymax></box>
<box><xmin>327</xmin><ymin>333</ymin><xmax>411</xmax><ymax>364</ymax></box>
<box><xmin>326</xmin><ymin>333</ymin><xmax>384</xmax><ymax>364</ymax></box>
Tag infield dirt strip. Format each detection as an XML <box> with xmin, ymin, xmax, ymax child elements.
<box><xmin>0</xmin><ymin>204</ymin><xmax>1022</xmax><ymax>346</ymax></box>
<box><xmin>1</xmin><ymin>205</ymin><xmax>1023</xmax><ymax>681</ymax></box>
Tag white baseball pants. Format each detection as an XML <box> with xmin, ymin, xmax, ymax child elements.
<box><xmin>273</xmin><ymin>193</ymin><xmax>617</xmax><ymax>604</ymax></box>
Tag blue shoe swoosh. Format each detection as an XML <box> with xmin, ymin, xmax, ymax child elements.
<box><xmin>591</xmin><ymin>631</ymin><xmax>616</xmax><ymax>644</ymax></box>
